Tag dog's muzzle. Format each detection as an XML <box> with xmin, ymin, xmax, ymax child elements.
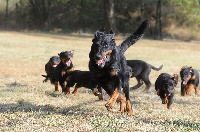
<box><xmin>96</xmin><ymin>56</ymin><xmax>107</xmax><ymax>68</ymax></box>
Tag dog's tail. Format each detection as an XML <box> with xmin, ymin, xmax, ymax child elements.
<box><xmin>119</xmin><ymin>20</ymin><xmax>150</xmax><ymax>54</ymax></box>
<box><xmin>151</xmin><ymin>64</ymin><xmax>163</xmax><ymax>71</ymax></box>
<box><xmin>42</xmin><ymin>75</ymin><xmax>47</xmax><ymax>78</ymax></box>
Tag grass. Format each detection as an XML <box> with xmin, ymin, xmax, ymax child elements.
<box><xmin>0</xmin><ymin>31</ymin><xmax>200</xmax><ymax>132</ymax></box>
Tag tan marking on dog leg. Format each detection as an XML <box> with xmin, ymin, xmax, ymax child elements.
<box><xmin>66</xmin><ymin>87</ymin><xmax>70</xmax><ymax>94</ymax></box>
<box><xmin>117</xmin><ymin>94</ymin><xmax>126</xmax><ymax>114</ymax></box>
<box><xmin>187</xmin><ymin>84</ymin><xmax>194</xmax><ymax>95</ymax></box>
<box><xmin>194</xmin><ymin>86</ymin><xmax>200</xmax><ymax>96</ymax></box>
<box><xmin>72</xmin><ymin>86</ymin><xmax>80</xmax><ymax>94</ymax></box>
<box><xmin>162</xmin><ymin>96</ymin><xmax>168</xmax><ymax>104</ymax></box>
<box><xmin>98</xmin><ymin>94</ymin><xmax>103</xmax><ymax>101</ymax></box>
<box><xmin>167</xmin><ymin>104</ymin><xmax>172</xmax><ymax>109</ymax></box>
<box><xmin>92</xmin><ymin>88</ymin><xmax>99</xmax><ymax>96</ymax></box>
<box><xmin>105</xmin><ymin>89</ymin><xmax>119</xmax><ymax>111</ymax></box>
<box><xmin>54</xmin><ymin>81</ymin><xmax>59</xmax><ymax>91</ymax></box>
<box><xmin>156</xmin><ymin>89</ymin><xmax>160</xmax><ymax>96</ymax></box>
<box><xmin>144</xmin><ymin>85</ymin><xmax>149</xmax><ymax>91</ymax></box>
<box><xmin>126</xmin><ymin>100</ymin><xmax>133</xmax><ymax>116</ymax></box>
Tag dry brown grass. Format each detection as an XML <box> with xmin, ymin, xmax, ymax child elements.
<box><xmin>0</xmin><ymin>31</ymin><xmax>200</xmax><ymax>132</ymax></box>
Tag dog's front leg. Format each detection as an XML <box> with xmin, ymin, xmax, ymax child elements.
<box><xmin>123</xmin><ymin>76</ymin><xmax>133</xmax><ymax>116</ymax></box>
<box><xmin>105</xmin><ymin>88</ymin><xmax>119</xmax><ymax>111</ymax></box>
<box><xmin>181</xmin><ymin>82</ymin><xmax>186</xmax><ymax>96</ymax></box>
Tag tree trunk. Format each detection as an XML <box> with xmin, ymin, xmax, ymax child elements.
<box><xmin>4</xmin><ymin>0</ymin><xmax>9</xmax><ymax>29</ymax></box>
<box><xmin>103</xmin><ymin>0</ymin><xmax>117</xmax><ymax>33</ymax></box>
<box><xmin>155</xmin><ymin>0</ymin><xmax>162</xmax><ymax>40</ymax></box>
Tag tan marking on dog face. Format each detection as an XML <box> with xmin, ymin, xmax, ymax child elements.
<box><xmin>190</xmin><ymin>75</ymin><xmax>196</xmax><ymax>80</ymax></box>
<box><xmin>173</xmin><ymin>74</ymin><xmax>179</xmax><ymax>83</ymax></box>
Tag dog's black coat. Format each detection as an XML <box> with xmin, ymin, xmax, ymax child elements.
<box><xmin>89</xmin><ymin>20</ymin><xmax>149</xmax><ymax>114</ymax></box>
<box><xmin>65</xmin><ymin>70</ymin><xmax>102</xmax><ymax>94</ymax></box>
<box><xmin>180</xmin><ymin>66</ymin><xmax>199</xmax><ymax>96</ymax></box>
<box><xmin>155</xmin><ymin>73</ymin><xmax>178</xmax><ymax>109</ymax></box>
<box><xmin>127</xmin><ymin>60</ymin><xmax>163</xmax><ymax>90</ymax></box>
<box><xmin>53</xmin><ymin>51</ymin><xmax>74</xmax><ymax>89</ymax></box>
<box><xmin>42</xmin><ymin>56</ymin><xmax>61</xmax><ymax>83</ymax></box>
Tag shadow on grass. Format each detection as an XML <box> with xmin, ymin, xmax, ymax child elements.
<box><xmin>136</xmin><ymin>117</ymin><xmax>200</xmax><ymax>131</ymax></box>
<box><xmin>0</xmin><ymin>99</ymin><xmax>98</xmax><ymax>116</ymax></box>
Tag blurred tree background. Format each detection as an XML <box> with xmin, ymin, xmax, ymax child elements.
<box><xmin>0</xmin><ymin>0</ymin><xmax>200</xmax><ymax>41</ymax></box>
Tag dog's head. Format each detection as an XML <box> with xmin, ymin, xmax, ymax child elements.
<box><xmin>163</xmin><ymin>74</ymin><xmax>178</xmax><ymax>96</ymax></box>
<box><xmin>180</xmin><ymin>66</ymin><xmax>194</xmax><ymax>85</ymax></box>
<box><xmin>49</xmin><ymin>56</ymin><xmax>61</xmax><ymax>68</ymax></box>
<box><xmin>90</xmin><ymin>28</ymin><xmax>116</xmax><ymax>68</ymax></box>
<box><xmin>58</xmin><ymin>50</ymin><xmax>74</xmax><ymax>67</ymax></box>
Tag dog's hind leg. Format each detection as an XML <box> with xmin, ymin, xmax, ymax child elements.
<box><xmin>194</xmin><ymin>86</ymin><xmax>199</xmax><ymax>96</ymax></box>
<box><xmin>144</xmin><ymin>80</ymin><xmax>151</xmax><ymax>91</ymax></box>
<box><xmin>72</xmin><ymin>84</ymin><xmax>81</xmax><ymax>94</ymax></box>
<box><xmin>123</xmin><ymin>79</ymin><xmax>133</xmax><ymax>116</ymax></box>
<box><xmin>141</xmin><ymin>72</ymin><xmax>151</xmax><ymax>91</ymax></box>
<box><xmin>54</xmin><ymin>81</ymin><xmax>59</xmax><ymax>92</ymax></box>
<box><xmin>130</xmin><ymin>77</ymin><xmax>143</xmax><ymax>90</ymax></box>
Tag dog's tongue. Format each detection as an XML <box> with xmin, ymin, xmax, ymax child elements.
<box><xmin>96</xmin><ymin>59</ymin><xmax>103</xmax><ymax>65</ymax></box>
<box><xmin>66</xmin><ymin>60</ymin><xmax>71</xmax><ymax>66</ymax></box>
<box><xmin>53</xmin><ymin>64</ymin><xmax>57</xmax><ymax>68</ymax></box>
<box><xmin>183</xmin><ymin>80</ymin><xmax>187</xmax><ymax>85</ymax></box>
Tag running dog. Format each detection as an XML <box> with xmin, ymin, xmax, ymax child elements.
<box><xmin>127</xmin><ymin>60</ymin><xmax>163</xmax><ymax>91</ymax></box>
<box><xmin>89</xmin><ymin>20</ymin><xmax>149</xmax><ymax>115</ymax></box>
<box><xmin>53</xmin><ymin>50</ymin><xmax>74</xmax><ymax>93</ymax></box>
<box><xmin>180</xmin><ymin>66</ymin><xmax>199</xmax><ymax>96</ymax></box>
<box><xmin>42</xmin><ymin>56</ymin><xmax>61</xmax><ymax>91</ymax></box>
<box><xmin>155</xmin><ymin>73</ymin><xmax>178</xmax><ymax>109</ymax></box>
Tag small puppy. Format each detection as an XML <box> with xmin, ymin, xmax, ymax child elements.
<box><xmin>42</xmin><ymin>56</ymin><xmax>61</xmax><ymax>91</ymax></box>
<box><xmin>180</xmin><ymin>66</ymin><xmax>199</xmax><ymax>96</ymax></box>
<box><xmin>155</xmin><ymin>73</ymin><xmax>178</xmax><ymax>109</ymax></box>
<box><xmin>53</xmin><ymin>50</ymin><xmax>74</xmax><ymax>93</ymax></box>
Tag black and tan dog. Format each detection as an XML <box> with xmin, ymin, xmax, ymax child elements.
<box><xmin>64</xmin><ymin>70</ymin><xmax>103</xmax><ymax>100</ymax></box>
<box><xmin>42</xmin><ymin>56</ymin><xmax>61</xmax><ymax>91</ymax></box>
<box><xmin>89</xmin><ymin>20</ymin><xmax>149</xmax><ymax>115</ymax></box>
<box><xmin>180</xmin><ymin>66</ymin><xmax>199</xmax><ymax>96</ymax></box>
<box><xmin>155</xmin><ymin>73</ymin><xmax>178</xmax><ymax>109</ymax></box>
<box><xmin>127</xmin><ymin>60</ymin><xmax>163</xmax><ymax>91</ymax></box>
<box><xmin>52</xmin><ymin>50</ymin><xmax>74</xmax><ymax>93</ymax></box>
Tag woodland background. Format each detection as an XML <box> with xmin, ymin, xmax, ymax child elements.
<box><xmin>1</xmin><ymin>0</ymin><xmax>200</xmax><ymax>41</ymax></box>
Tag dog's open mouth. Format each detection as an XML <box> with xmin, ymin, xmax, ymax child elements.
<box><xmin>182</xmin><ymin>80</ymin><xmax>188</xmax><ymax>85</ymax></box>
<box><xmin>96</xmin><ymin>56</ymin><xmax>108</xmax><ymax>68</ymax></box>
<box><xmin>53</xmin><ymin>64</ymin><xmax>58</xmax><ymax>67</ymax></box>
<box><xmin>65</xmin><ymin>59</ymin><xmax>71</xmax><ymax>66</ymax></box>
<box><xmin>51</xmin><ymin>62</ymin><xmax>59</xmax><ymax>68</ymax></box>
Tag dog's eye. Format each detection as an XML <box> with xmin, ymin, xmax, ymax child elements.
<box><xmin>102</xmin><ymin>42</ymin><xmax>108</xmax><ymax>48</ymax></box>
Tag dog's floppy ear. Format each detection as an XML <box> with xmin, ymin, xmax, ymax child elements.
<box><xmin>58</xmin><ymin>52</ymin><xmax>64</xmax><ymax>58</ymax></box>
<box><xmin>172</xmin><ymin>74</ymin><xmax>179</xmax><ymax>84</ymax></box>
<box><xmin>189</xmin><ymin>67</ymin><xmax>193</xmax><ymax>73</ymax></box>
<box><xmin>70</xmin><ymin>50</ymin><xmax>74</xmax><ymax>55</ymax></box>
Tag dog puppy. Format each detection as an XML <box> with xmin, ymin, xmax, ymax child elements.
<box><xmin>53</xmin><ymin>50</ymin><xmax>74</xmax><ymax>93</ymax></box>
<box><xmin>155</xmin><ymin>73</ymin><xmax>178</xmax><ymax>109</ymax></box>
<box><xmin>64</xmin><ymin>70</ymin><xmax>103</xmax><ymax>100</ymax></box>
<box><xmin>180</xmin><ymin>66</ymin><xmax>199</xmax><ymax>96</ymax></box>
<box><xmin>42</xmin><ymin>56</ymin><xmax>61</xmax><ymax>91</ymax></box>
<box><xmin>127</xmin><ymin>60</ymin><xmax>163</xmax><ymax>91</ymax></box>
